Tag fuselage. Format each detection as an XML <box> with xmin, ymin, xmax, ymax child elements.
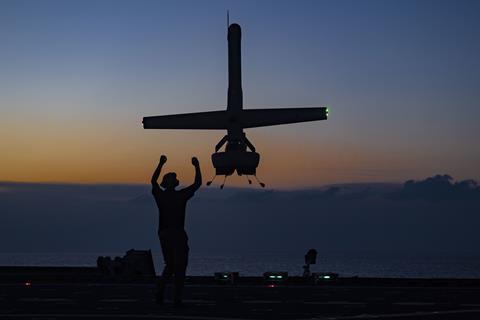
<box><xmin>213</xmin><ymin>23</ymin><xmax>259</xmax><ymax>177</ymax></box>
<box><xmin>227</xmin><ymin>23</ymin><xmax>243</xmax><ymax>113</ymax></box>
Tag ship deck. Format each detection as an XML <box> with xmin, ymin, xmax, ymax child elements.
<box><xmin>1</xmin><ymin>267</ymin><xmax>480</xmax><ymax>319</ymax></box>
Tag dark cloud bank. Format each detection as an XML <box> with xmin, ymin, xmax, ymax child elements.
<box><xmin>0</xmin><ymin>175</ymin><xmax>479</xmax><ymax>257</ymax></box>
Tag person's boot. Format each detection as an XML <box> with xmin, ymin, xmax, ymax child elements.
<box><xmin>173</xmin><ymin>278</ymin><xmax>185</xmax><ymax>307</ymax></box>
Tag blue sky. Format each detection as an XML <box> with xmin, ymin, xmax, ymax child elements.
<box><xmin>1</xmin><ymin>0</ymin><xmax>479</xmax><ymax>186</ymax></box>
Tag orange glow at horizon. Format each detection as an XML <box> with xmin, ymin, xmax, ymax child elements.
<box><xmin>2</xmin><ymin>117</ymin><xmax>477</xmax><ymax>188</ymax></box>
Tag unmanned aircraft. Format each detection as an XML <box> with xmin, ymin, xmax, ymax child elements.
<box><xmin>143</xmin><ymin>23</ymin><xmax>329</xmax><ymax>188</ymax></box>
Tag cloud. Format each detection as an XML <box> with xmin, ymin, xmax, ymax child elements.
<box><xmin>1</xmin><ymin>178</ymin><xmax>480</xmax><ymax>256</ymax></box>
<box><xmin>387</xmin><ymin>174</ymin><xmax>480</xmax><ymax>201</ymax></box>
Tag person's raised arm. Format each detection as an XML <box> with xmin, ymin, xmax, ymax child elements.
<box><xmin>190</xmin><ymin>156</ymin><xmax>202</xmax><ymax>191</ymax></box>
<box><xmin>151</xmin><ymin>155</ymin><xmax>167</xmax><ymax>187</ymax></box>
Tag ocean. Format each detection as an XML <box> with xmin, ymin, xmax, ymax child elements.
<box><xmin>1</xmin><ymin>252</ymin><xmax>480</xmax><ymax>279</ymax></box>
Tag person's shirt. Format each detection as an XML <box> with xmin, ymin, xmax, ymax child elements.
<box><xmin>152</xmin><ymin>184</ymin><xmax>196</xmax><ymax>232</ymax></box>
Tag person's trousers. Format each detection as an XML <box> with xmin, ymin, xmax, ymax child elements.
<box><xmin>156</xmin><ymin>229</ymin><xmax>189</xmax><ymax>302</ymax></box>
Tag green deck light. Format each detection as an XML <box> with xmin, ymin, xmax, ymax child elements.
<box><xmin>214</xmin><ymin>272</ymin><xmax>239</xmax><ymax>284</ymax></box>
<box><xmin>264</xmin><ymin>271</ymin><xmax>288</xmax><ymax>283</ymax></box>
<box><xmin>312</xmin><ymin>273</ymin><xmax>338</xmax><ymax>283</ymax></box>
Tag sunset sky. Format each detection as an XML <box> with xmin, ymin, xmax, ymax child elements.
<box><xmin>1</xmin><ymin>0</ymin><xmax>479</xmax><ymax>188</ymax></box>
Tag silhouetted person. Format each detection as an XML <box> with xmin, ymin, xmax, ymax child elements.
<box><xmin>151</xmin><ymin>155</ymin><xmax>202</xmax><ymax>306</ymax></box>
<box><xmin>302</xmin><ymin>248</ymin><xmax>317</xmax><ymax>277</ymax></box>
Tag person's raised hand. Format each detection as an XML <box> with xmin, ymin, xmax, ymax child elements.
<box><xmin>160</xmin><ymin>155</ymin><xmax>167</xmax><ymax>165</ymax></box>
<box><xmin>191</xmin><ymin>157</ymin><xmax>199</xmax><ymax>167</ymax></box>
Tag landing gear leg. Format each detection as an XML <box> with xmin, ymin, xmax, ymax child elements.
<box><xmin>220</xmin><ymin>176</ymin><xmax>228</xmax><ymax>189</ymax></box>
<box><xmin>254</xmin><ymin>175</ymin><xmax>265</xmax><ymax>188</ymax></box>
<box><xmin>206</xmin><ymin>175</ymin><xmax>217</xmax><ymax>186</ymax></box>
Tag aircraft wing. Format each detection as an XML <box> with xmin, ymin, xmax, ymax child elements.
<box><xmin>143</xmin><ymin>107</ymin><xmax>328</xmax><ymax>130</ymax></box>
<box><xmin>238</xmin><ymin>107</ymin><xmax>328</xmax><ymax>128</ymax></box>
<box><xmin>142</xmin><ymin>110</ymin><xmax>229</xmax><ymax>129</ymax></box>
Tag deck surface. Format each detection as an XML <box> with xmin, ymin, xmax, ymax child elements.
<box><xmin>2</xmin><ymin>281</ymin><xmax>480</xmax><ymax>319</ymax></box>
<box><xmin>1</xmin><ymin>268</ymin><xmax>480</xmax><ymax>319</ymax></box>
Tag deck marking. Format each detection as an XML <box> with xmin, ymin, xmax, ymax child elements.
<box><xmin>18</xmin><ymin>298</ymin><xmax>74</xmax><ymax>303</ymax></box>
<box><xmin>321</xmin><ymin>308</ymin><xmax>480</xmax><ymax>319</ymax></box>
<box><xmin>304</xmin><ymin>301</ymin><xmax>365</xmax><ymax>306</ymax></box>
<box><xmin>0</xmin><ymin>314</ymin><xmax>252</xmax><ymax>320</ymax></box>
<box><xmin>100</xmin><ymin>298</ymin><xmax>139</xmax><ymax>303</ymax></box>
<box><xmin>243</xmin><ymin>300</ymin><xmax>282</xmax><ymax>304</ymax></box>
<box><xmin>393</xmin><ymin>302</ymin><xmax>436</xmax><ymax>306</ymax></box>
